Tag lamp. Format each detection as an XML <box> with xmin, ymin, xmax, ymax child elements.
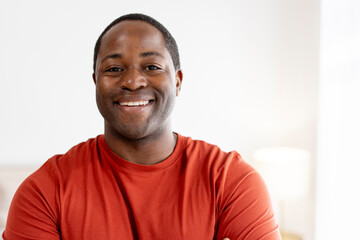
<box><xmin>252</xmin><ymin>147</ymin><xmax>310</xmax><ymax>240</ymax></box>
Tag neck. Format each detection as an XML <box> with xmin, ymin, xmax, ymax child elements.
<box><xmin>104</xmin><ymin>128</ymin><xmax>177</xmax><ymax>165</ymax></box>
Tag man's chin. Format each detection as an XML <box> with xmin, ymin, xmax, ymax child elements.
<box><xmin>105</xmin><ymin>118</ymin><xmax>168</xmax><ymax>143</ymax></box>
<box><xmin>106</xmin><ymin>123</ymin><xmax>152</xmax><ymax>142</ymax></box>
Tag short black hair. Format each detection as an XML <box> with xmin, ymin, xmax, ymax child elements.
<box><xmin>93</xmin><ymin>13</ymin><xmax>181</xmax><ymax>72</ymax></box>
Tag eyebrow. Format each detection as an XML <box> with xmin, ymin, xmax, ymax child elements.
<box><xmin>101</xmin><ymin>51</ymin><xmax>164</xmax><ymax>63</ymax></box>
<box><xmin>139</xmin><ymin>51</ymin><xmax>164</xmax><ymax>58</ymax></box>
<box><xmin>101</xmin><ymin>53</ymin><xmax>123</xmax><ymax>63</ymax></box>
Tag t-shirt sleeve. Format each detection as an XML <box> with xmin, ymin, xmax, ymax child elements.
<box><xmin>2</xmin><ymin>162</ymin><xmax>61</xmax><ymax>240</ymax></box>
<box><xmin>215</xmin><ymin>153</ymin><xmax>281</xmax><ymax>240</ymax></box>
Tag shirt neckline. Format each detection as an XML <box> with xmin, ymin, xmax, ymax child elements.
<box><xmin>98</xmin><ymin>133</ymin><xmax>187</xmax><ymax>172</ymax></box>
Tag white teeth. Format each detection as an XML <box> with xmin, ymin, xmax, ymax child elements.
<box><xmin>119</xmin><ymin>100</ymin><xmax>150</xmax><ymax>106</ymax></box>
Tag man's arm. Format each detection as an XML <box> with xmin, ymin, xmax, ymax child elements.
<box><xmin>2</xmin><ymin>166</ymin><xmax>61</xmax><ymax>240</ymax></box>
<box><xmin>215</xmin><ymin>154</ymin><xmax>281</xmax><ymax>240</ymax></box>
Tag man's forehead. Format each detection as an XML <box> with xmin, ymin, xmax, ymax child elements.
<box><xmin>102</xmin><ymin>20</ymin><xmax>164</xmax><ymax>43</ymax></box>
<box><xmin>97</xmin><ymin>20</ymin><xmax>168</xmax><ymax>61</ymax></box>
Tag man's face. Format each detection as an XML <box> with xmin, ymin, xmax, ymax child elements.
<box><xmin>93</xmin><ymin>20</ymin><xmax>182</xmax><ymax>141</ymax></box>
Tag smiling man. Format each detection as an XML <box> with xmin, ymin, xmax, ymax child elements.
<box><xmin>93</xmin><ymin>17</ymin><xmax>181</xmax><ymax>166</ymax></box>
<box><xmin>3</xmin><ymin>14</ymin><xmax>281</xmax><ymax>240</ymax></box>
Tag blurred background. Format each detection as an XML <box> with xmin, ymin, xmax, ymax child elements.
<box><xmin>0</xmin><ymin>0</ymin><xmax>359</xmax><ymax>239</ymax></box>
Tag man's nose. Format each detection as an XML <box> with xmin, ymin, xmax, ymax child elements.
<box><xmin>119</xmin><ymin>67</ymin><xmax>147</xmax><ymax>90</ymax></box>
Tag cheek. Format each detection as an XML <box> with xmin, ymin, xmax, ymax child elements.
<box><xmin>160</xmin><ymin>83</ymin><xmax>177</xmax><ymax>109</ymax></box>
<box><xmin>96</xmin><ymin>82</ymin><xmax>115</xmax><ymax>120</ymax></box>
<box><xmin>162</xmin><ymin>77</ymin><xmax>177</xmax><ymax>94</ymax></box>
<box><xmin>96</xmin><ymin>79</ymin><xmax>114</xmax><ymax>97</ymax></box>
<box><xmin>96</xmin><ymin>83</ymin><xmax>114</xmax><ymax>112</ymax></box>
<box><xmin>159</xmin><ymin>83</ymin><xmax>176</xmax><ymax>102</ymax></box>
<box><xmin>101</xmin><ymin>78</ymin><xmax>115</xmax><ymax>88</ymax></box>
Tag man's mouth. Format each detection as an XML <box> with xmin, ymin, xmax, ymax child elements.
<box><xmin>117</xmin><ymin>100</ymin><xmax>152</xmax><ymax>107</ymax></box>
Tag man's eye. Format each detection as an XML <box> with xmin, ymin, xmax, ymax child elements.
<box><xmin>106</xmin><ymin>67</ymin><xmax>123</xmax><ymax>72</ymax></box>
<box><xmin>145</xmin><ymin>65</ymin><xmax>160</xmax><ymax>70</ymax></box>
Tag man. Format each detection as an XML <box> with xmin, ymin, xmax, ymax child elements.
<box><xmin>3</xmin><ymin>14</ymin><xmax>281</xmax><ymax>239</ymax></box>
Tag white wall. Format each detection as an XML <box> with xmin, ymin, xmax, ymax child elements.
<box><xmin>0</xmin><ymin>0</ymin><xmax>319</xmax><ymax>239</ymax></box>
<box><xmin>316</xmin><ymin>0</ymin><xmax>360</xmax><ymax>239</ymax></box>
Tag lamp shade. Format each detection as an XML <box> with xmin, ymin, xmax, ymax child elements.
<box><xmin>252</xmin><ymin>147</ymin><xmax>310</xmax><ymax>200</ymax></box>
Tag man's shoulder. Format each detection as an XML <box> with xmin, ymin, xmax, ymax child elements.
<box><xmin>179</xmin><ymin>134</ymin><xmax>245</xmax><ymax>169</ymax></box>
<box><xmin>31</xmin><ymin>135</ymin><xmax>103</xmax><ymax>180</ymax></box>
<box><xmin>181</xmin><ymin>134</ymin><xmax>240</xmax><ymax>159</ymax></box>
<box><xmin>180</xmin><ymin>134</ymin><xmax>257</xmax><ymax>191</ymax></box>
<box><xmin>63</xmin><ymin>135</ymin><xmax>103</xmax><ymax>159</ymax></box>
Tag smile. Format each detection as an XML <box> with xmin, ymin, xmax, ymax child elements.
<box><xmin>118</xmin><ymin>100</ymin><xmax>151</xmax><ymax>107</ymax></box>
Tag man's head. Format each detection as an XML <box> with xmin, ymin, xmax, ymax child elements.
<box><xmin>92</xmin><ymin>14</ymin><xmax>183</xmax><ymax>141</ymax></box>
<box><xmin>93</xmin><ymin>13</ymin><xmax>181</xmax><ymax>73</ymax></box>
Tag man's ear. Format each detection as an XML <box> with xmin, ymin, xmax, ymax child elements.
<box><xmin>175</xmin><ymin>69</ymin><xmax>183</xmax><ymax>96</ymax></box>
<box><xmin>92</xmin><ymin>73</ymin><xmax>97</xmax><ymax>84</ymax></box>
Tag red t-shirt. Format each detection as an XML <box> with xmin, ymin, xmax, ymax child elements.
<box><xmin>3</xmin><ymin>134</ymin><xmax>280</xmax><ymax>239</ymax></box>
